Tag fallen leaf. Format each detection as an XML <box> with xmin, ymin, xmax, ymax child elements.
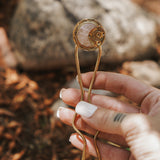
<box><xmin>15</xmin><ymin>127</ymin><xmax>22</xmax><ymax>136</ymax></box>
<box><xmin>7</xmin><ymin>121</ymin><xmax>20</xmax><ymax>128</ymax></box>
<box><xmin>27</xmin><ymin>89</ymin><xmax>40</xmax><ymax>100</ymax></box>
<box><xmin>0</xmin><ymin>125</ymin><xmax>4</xmax><ymax>136</ymax></box>
<box><xmin>15</xmin><ymin>81</ymin><xmax>27</xmax><ymax>90</ymax></box>
<box><xmin>13</xmin><ymin>93</ymin><xmax>26</xmax><ymax>103</ymax></box>
<box><xmin>12</xmin><ymin>150</ymin><xmax>25</xmax><ymax>160</ymax></box>
<box><xmin>0</xmin><ymin>146</ymin><xmax>3</xmax><ymax>155</ymax></box>
<box><xmin>44</xmin><ymin>98</ymin><xmax>53</xmax><ymax>106</ymax></box>
<box><xmin>52</xmin><ymin>153</ymin><xmax>58</xmax><ymax>160</ymax></box>
<box><xmin>74</xmin><ymin>157</ymin><xmax>81</xmax><ymax>160</ymax></box>
<box><xmin>3</xmin><ymin>133</ymin><xmax>13</xmax><ymax>140</ymax></box>
<box><xmin>0</xmin><ymin>108</ymin><xmax>14</xmax><ymax>117</ymax></box>
<box><xmin>71</xmin><ymin>149</ymin><xmax>80</xmax><ymax>154</ymax></box>
<box><xmin>9</xmin><ymin>141</ymin><xmax>16</xmax><ymax>150</ymax></box>
<box><xmin>5</xmin><ymin>68</ymin><xmax>19</xmax><ymax>85</ymax></box>
<box><xmin>28</xmin><ymin>80</ymin><xmax>39</xmax><ymax>90</ymax></box>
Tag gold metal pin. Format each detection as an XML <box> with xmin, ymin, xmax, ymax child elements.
<box><xmin>72</xmin><ymin>19</ymin><xmax>105</xmax><ymax>160</ymax></box>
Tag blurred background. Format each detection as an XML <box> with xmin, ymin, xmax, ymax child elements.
<box><xmin>0</xmin><ymin>0</ymin><xmax>160</xmax><ymax>159</ymax></box>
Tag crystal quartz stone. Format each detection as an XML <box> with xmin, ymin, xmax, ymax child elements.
<box><xmin>77</xmin><ymin>23</ymin><xmax>96</xmax><ymax>48</ymax></box>
<box><xmin>73</xmin><ymin>19</ymin><xmax>105</xmax><ymax>51</ymax></box>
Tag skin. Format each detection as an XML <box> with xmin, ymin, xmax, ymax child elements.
<box><xmin>58</xmin><ymin>71</ymin><xmax>160</xmax><ymax>160</ymax></box>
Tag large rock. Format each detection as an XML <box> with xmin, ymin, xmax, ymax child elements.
<box><xmin>9</xmin><ymin>0</ymin><xmax>158</xmax><ymax>70</ymax></box>
<box><xmin>120</xmin><ymin>60</ymin><xmax>160</xmax><ymax>87</ymax></box>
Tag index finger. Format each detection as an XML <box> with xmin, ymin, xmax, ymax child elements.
<box><xmin>81</xmin><ymin>71</ymin><xmax>155</xmax><ymax>106</ymax></box>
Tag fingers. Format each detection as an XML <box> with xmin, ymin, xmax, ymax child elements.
<box><xmin>75</xmin><ymin>101</ymin><xmax>160</xmax><ymax>160</ymax></box>
<box><xmin>60</xmin><ymin>88</ymin><xmax>139</xmax><ymax>113</ymax></box>
<box><xmin>58</xmin><ymin>106</ymin><xmax>127</xmax><ymax>147</ymax></box>
<box><xmin>59</xmin><ymin>102</ymin><xmax>160</xmax><ymax>159</ymax></box>
<box><xmin>81</xmin><ymin>72</ymin><xmax>155</xmax><ymax>106</ymax></box>
<box><xmin>69</xmin><ymin>133</ymin><xmax>130</xmax><ymax>160</ymax></box>
<box><xmin>75</xmin><ymin>101</ymin><xmax>149</xmax><ymax>136</ymax></box>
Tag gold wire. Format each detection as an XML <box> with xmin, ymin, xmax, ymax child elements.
<box><xmin>87</xmin><ymin>46</ymin><xmax>102</xmax><ymax>103</ymax></box>
<box><xmin>94</xmin><ymin>130</ymin><xmax>101</xmax><ymax>160</ymax></box>
<box><xmin>87</xmin><ymin>46</ymin><xmax>102</xmax><ymax>160</ymax></box>
<box><xmin>73</xmin><ymin>45</ymin><xmax>86</xmax><ymax>160</ymax></box>
<box><xmin>73</xmin><ymin>45</ymin><xmax>102</xmax><ymax>160</ymax></box>
<box><xmin>75</xmin><ymin>45</ymin><xmax>85</xmax><ymax>101</ymax></box>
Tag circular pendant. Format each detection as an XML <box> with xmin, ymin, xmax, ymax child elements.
<box><xmin>73</xmin><ymin>19</ymin><xmax>105</xmax><ymax>51</ymax></box>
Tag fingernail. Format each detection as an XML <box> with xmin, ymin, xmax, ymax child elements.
<box><xmin>69</xmin><ymin>136</ymin><xmax>71</xmax><ymax>143</ymax></box>
<box><xmin>69</xmin><ymin>134</ymin><xmax>76</xmax><ymax>143</ymax></box>
<box><xmin>56</xmin><ymin>109</ymin><xmax>60</xmax><ymax>118</ymax></box>
<box><xmin>76</xmin><ymin>101</ymin><xmax>97</xmax><ymax>118</ymax></box>
<box><xmin>59</xmin><ymin>88</ymin><xmax>66</xmax><ymax>99</ymax></box>
<box><xmin>56</xmin><ymin>107</ymin><xmax>63</xmax><ymax>118</ymax></box>
<box><xmin>69</xmin><ymin>133</ymin><xmax>83</xmax><ymax>143</ymax></box>
<box><xmin>69</xmin><ymin>135</ymin><xmax>72</xmax><ymax>143</ymax></box>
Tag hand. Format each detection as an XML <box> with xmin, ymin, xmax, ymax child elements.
<box><xmin>58</xmin><ymin>71</ymin><xmax>160</xmax><ymax>160</ymax></box>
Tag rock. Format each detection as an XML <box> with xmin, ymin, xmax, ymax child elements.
<box><xmin>0</xmin><ymin>28</ymin><xmax>17</xmax><ymax>68</ymax></box>
<box><xmin>120</xmin><ymin>60</ymin><xmax>160</xmax><ymax>87</ymax></box>
<box><xmin>132</xmin><ymin>0</ymin><xmax>160</xmax><ymax>15</ymax></box>
<box><xmin>8</xmin><ymin>0</ymin><xmax>158</xmax><ymax>70</ymax></box>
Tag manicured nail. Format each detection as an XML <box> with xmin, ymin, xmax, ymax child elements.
<box><xmin>56</xmin><ymin>109</ymin><xmax>60</xmax><ymax>118</ymax></box>
<box><xmin>56</xmin><ymin>107</ymin><xmax>63</xmax><ymax>118</ymax></box>
<box><xmin>69</xmin><ymin>135</ymin><xmax>73</xmax><ymax>143</ymax></box>
<box><xmin>59</xmin><ymin>88</ymin><xmax>66</xmax><ymax>99</ymax></box>
<box><xmin>75</xmin><ymin>101</ymin><xmax>97</xmax><ymax>118</ymax></box>
<box><xmin>69</xmin><ymin>134</ymin><xmax>84</xmax><ymax>144</ymax></box>
<box><xmin>69</xmin><ymin>133</ymin><xmax>76</xmax><ymax>143</ymax></box>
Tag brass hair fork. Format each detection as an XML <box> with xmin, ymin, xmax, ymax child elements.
<box><xmin>72</xmin><ymin>19</ymin><xmax>105</xmax><ymax>160</ymax></box>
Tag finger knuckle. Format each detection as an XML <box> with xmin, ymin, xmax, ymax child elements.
<box><xmin>122</xmin><ymin>114</ymin><xmax>150</xmax><ymax>138</ymax></box>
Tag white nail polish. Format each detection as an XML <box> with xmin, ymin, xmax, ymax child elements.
<box><xmin>76</xmin><ymin>101</ymin><xmax>97</xmax><ymax>118</ymax></box>
<box><xmin>56</xmin><ymin>108</ymin><xmax>60</xmax><ymax>118</ymax></box>
<box><xmin>57</xmin><ymin>106</ymin><xmax>64</xmax><ymax>118</ymax></box>
<box><xmin>59</xmin><ymin>89</ymin><xmax>64</xmax><ymax>99</ymax></box>
<box><xmin>69</xmin><ymin>135</ymin><xmax>72</xmax><ymax>143</ymax></box>
<box><xmin>69</xmin><ymin>134</ymin><xmax>77</xmax><ymax>143</ymax></box>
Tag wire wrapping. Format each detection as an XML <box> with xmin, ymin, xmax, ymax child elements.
<box><xmin>72</xmin><ymin>19</ymin><xmax>105</xmax><ymax>160</ymax></box>
<box><xmin>73</xmin><ymin>45</ymin><xmax>102</xmax><ymax>160</ymax></box>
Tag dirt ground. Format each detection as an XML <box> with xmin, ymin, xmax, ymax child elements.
<box><xmin>0</xmin><ymin>1</ymin><xmax>96</xmax><ymax>159</ymax></box>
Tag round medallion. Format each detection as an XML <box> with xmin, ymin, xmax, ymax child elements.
<box><xmin>73</xmin><ymin>19</ymin><xmax>105</xmax><ymax>51</ymax></box>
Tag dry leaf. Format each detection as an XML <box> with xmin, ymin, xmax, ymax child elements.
<box><xmin>52</xmin><ymin>153</ymin><xmax>58</xmax><ymax>160</ymax></box>
<box><xmin>3</xmin><ymin>133</ymin><xmax>13</xmax><ymax>140</ymax></box>
<box><xmin>0</xmin><ymin>125</ymin><xmax>4</xmax><ymax>136</ymax></box>
<box><xmin>15</xmin><ymin>127</ymin><xmax>22</xmax><ymax>136</ymax></box>
<box><xmin>9</xmin><ymin>141</ymin><xmax>16</xmax><ymax>150</ymax></box>
<box><xmin>0</xmin><ymin>108</ymin><xmax>14</xmax><ymax>117</ymax></box>
<box><xmin>5</xmin><ymin>68</ymin><xmax>19</xmax><ymax>85</ymax></box>
<box><xmin>0</xmin><ymin>146</ymin><xmax>3</xmax><ymax>155</ymax></box>
<box><xmin>71</xmin><ymin>149</ymin><xmax>80</xmax><ymax>154</ymax></box>
<box><xmin>28</xmin><ymin>80</ymin><xmax>39</xmax><ymax>90</ymax></box>
<box><xmin>27</xmin><ymin>89</ymin><xmax>39</xmax><ymax>100</ymax></box>
<box><xmin>13</xmin><ymin>93</ymin><xmax>26</xmax><ymax>103</ymax></box>
<box><xmin>15</xmin><ymin>81</ymin><xmax>27</xmax><ymax>90</ymax></box>
<box><xmin>7</xmin><ymin>121</ymin><xmax>20</xmax><ymax>128</ymax></box>
<box><xmin>74</xmin><ymin>157</ymin><xmax>81</xmax><ymax>160</ymax></box>
<box><xmin>12</xmin><ymin>150</ymin><xmax>25</xmax><ymax>160</ymax></box>
<box><xmin>44</xmin><ymin>98</ymin><xmax>53</xmax><ymax>106</ymax></box>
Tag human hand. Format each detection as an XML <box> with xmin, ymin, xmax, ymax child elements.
<box><xmin>58</xmin><ymin>71</ymin><xmax>160</xmax><ymax>160</ymax></box>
